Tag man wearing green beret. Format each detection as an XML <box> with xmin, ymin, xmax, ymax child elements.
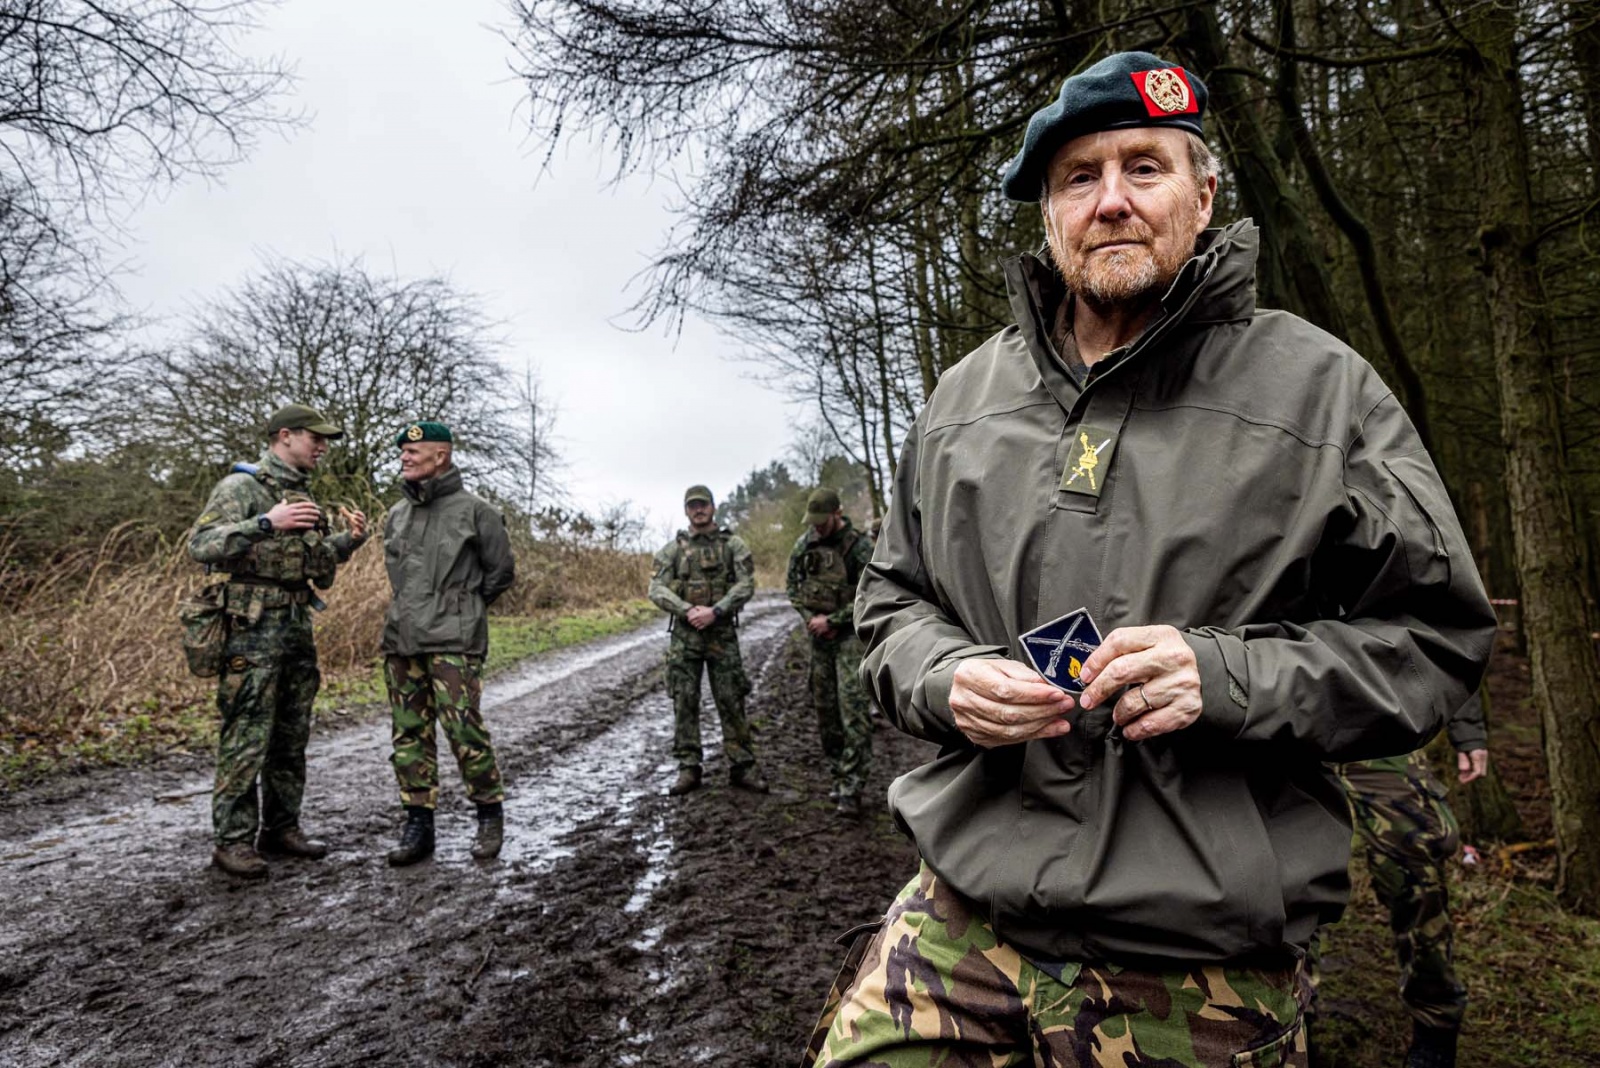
<box><xmin>805</xmin><ymin>51</ymin><xmax>1493</xmax><ymax>1068</ymax></box>
<box><xmin>786</xmin><ymin>487</ymin><xmax>876</xmax><ymax>818</ymax></box>
<box><xmin>647</xmin><ymin>484</ymin><xmax>767</xmax><ymax>796</ymax></box>
<box><xmin>380</xmin><ymin>421</ymin><xmax>516</xmax><ymax>866</ymax></box>
<box><xmin>187</xmin><ymin>403</ymin><xmax>370</xmax><ymax>880</ymax></box>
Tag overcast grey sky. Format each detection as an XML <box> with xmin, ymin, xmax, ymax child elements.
<box><xmin>116</xmin><ymin>0</ymin><xmax>795</xmax><ymax>531</ymax></box>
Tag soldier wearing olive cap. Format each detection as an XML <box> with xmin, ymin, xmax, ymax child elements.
<box><xmin>380</xmin><ymin>420</ymin><xmax>516</xmax><ymax>866</ymax></box>
<box><xmin>187</xmin><ymin>403</ymin><xmax>369</xmax><ymax>880</ymax></box>
<box><xmin>804</xmin><ymin>50</ymin><xmax>1492</xmax><ymax>1068</ymax></box>
<box><xmin>786</xmin><ymin>487</ymin><xmax>876</xmax><ymax>818</ymax></box>
<box><xmin>647</xmin><ymin>484</ymin><xmax>768</xmax><ymax>796</ymax></box>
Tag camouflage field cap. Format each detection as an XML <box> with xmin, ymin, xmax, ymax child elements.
<box><xmin>266</xmin><ymin>403</ymin><xmax>344</xmax><ymax>439</ymax></box>
<box><xmin>1000</xmin><ymin>51</ymin><xmax>1209</xmax><ymax>202</ymax></box>
<box><xmin>395</xmin><ymin>420</ymin><xmax>453</xmax><ymax>447</ymax></box>
<box><xmin>683</xmin><ymin>484</ymin><xmax>714</xmax><ymax>505</ymax></box>
<box><xmin>805</xmin><ymin>487</ymin><xmax>842</xmax><ymax>521</ymax></box>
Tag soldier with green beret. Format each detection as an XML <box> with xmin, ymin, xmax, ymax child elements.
<box><xmin>647</xmin><ymin>484</ymin><xmax>768</xmax><ymax>796</ymax></box>
<box><xmin>187</xmin><ymin>402</ymin><xmax>370</xmax><ymax>880</ymax></box>
<box><xmin>786</xmin><ymin>487</ymin><xmax>876</xmax><ymax>818</ymax></box>
<box><xmin>380</xmin><ymin>420</ymin><xmax>516</xmax><ymax>866</ymax></box>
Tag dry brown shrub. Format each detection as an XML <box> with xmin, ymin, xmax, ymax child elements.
<box><xmin>0</xmin><ymin>522</ymin><xmax>651</xmax><ymax>765</ymax></box>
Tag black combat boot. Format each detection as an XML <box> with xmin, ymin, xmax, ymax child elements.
<box><xmin>258</xmin><ymin>825</ymin><xmax>329</xmax><ymax>859</ymax></box>
<box><xmin>471</xmin><ymin>802</ymin><xmax>504</xmax><ymax>861</ymax></box>
<box><xmin>667</xmin><ymin>765</ymin><xmax>702</xmax><ymax>796</ymax></box>
<box><xmin>834</xmin><ymin>793</ymin><xmax>862</xmax><ymax>820</ymax></box>
<box><xmin>1405</xmin><ymin>1023</ymin><xmax>1458</xmax><ymax>1068</ymax></box>
<box><xmin>730</xmin><ymin>765</ymin><xmax>769</xmax><ymax>793</ymax></box>
<box><xmin>386</xmin><ymin>807</ymin><xmax>435</xmax><ymax>867</ymax></box>
<box><xmin>212</xmin><ymin>842</ymin><xmax>269</xmax><ymax>880</ymax></box>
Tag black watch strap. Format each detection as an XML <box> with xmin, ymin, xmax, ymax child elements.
<box><xmin>257</xmin><ymin>515</ymin><xmax>273</xmax><ymax>534</ymax></box>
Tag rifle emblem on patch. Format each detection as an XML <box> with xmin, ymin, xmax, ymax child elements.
<box><xmin>1020</xmin><ymin>608</ymin><xmax>1104</xmax><ymax>693</ymax></box>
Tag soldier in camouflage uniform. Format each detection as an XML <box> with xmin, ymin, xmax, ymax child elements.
<box><xmin>188</xmin><ymin>403</ymin><xmax>369</xmax><ymax>880</ymax></box>
<box><xmin>1312</xmin><ymin>694</ymin><xmax>1490</xmax><ymax>1068</ymax></box>
<box><xmin>805</xmin><ymin>863</ymin><xmax>1310</xmax><ymax>1068</ymax></box>
<box><xmin>380</xmin><ymin>421</ymin><xmax>516</xmax><ymax>866</ymax></box>
<box><xmin>647</xmin><ymin>484</ymin><xmax>768</xmax><ymax>796</ymax></box>
<box><xmin>786</xmin><ymin>487</ymin><xmax>876</xmax><ymax>819</ymax></box>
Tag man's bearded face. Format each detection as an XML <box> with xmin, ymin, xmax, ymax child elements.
<box><xmin>1043</xmin><ymin>128</ymin><xmax>1213</xmax><ymax>308</ymax></box>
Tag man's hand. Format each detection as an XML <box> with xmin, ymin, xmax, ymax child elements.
<box><xmin>686</xmin><ymin>606</ymin><xmax>718</xmax><ymax>630</ymax></box>
<box><xmin>264</xmin><ymin>500</ymin><xmax>323</xmax><ymax>532</ymax></box>
<box><xmin>950</xmin><ymin>659</ymin><xmax>1074</xmax><ymax>748</ymax></box>
<box><xmin>806</xmin><ymin>614</ymin><xmax>833</xmax><ymax>637</ymax></box>
<box><xmin>1458</xmin><ymin>748</ymin><xmax>1489</xmax><ymax>784</ymax></box>
<box><xmin>339</xmin><ymin>506</ymin><xmax>368</xmax><ymax>541</ymax></box>
<box><xmin>1078</xmin><ymin>625</ymin><xmax>1203</xmax><ymax>742</ymax></box>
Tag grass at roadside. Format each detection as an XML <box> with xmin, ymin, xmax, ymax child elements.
<box><xmin>0</xmin><ymin>600</ymin><xmax>663</xmax><ymax>793</ymax></box>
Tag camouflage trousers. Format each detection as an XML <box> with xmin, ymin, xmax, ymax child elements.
<box><xmin>213</xmin><ymin>603</ymin><xmax>320</xmax><ymax>845</ymax></box>
<box><xmin>806</xmin><ymin>863</ymin><xmax>1309</xmax><ymax>1068</ymax></box>
<box><xmin>809</xmin><ymin>632</ymin><xmax>872</xmax><ymax>798</ymax></box>
<box><xmin>1312</xmin><ymin>751</ymin><xmax>1466</xmax><ymax>1031</ymax></box>
<box><xmin>666</xmin><ymin>622</ymin><xmax>757</xmax><ymax>772</ymax></box>
<box><xmin>384</xmin><ymin>654</ymin><xmax>505</xmax><ymax>809</ymax></box>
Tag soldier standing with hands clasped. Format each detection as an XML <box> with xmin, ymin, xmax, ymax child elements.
<box><xmin>648</xmin><ymin>484</ymin><xmax>768</xmax><ymax>797</ymax></box>
<box><xmin>380</xmin><ymin>421</ymin><xmax>515</xmax><ymax>866</ymax></box>
<box><xmin>786</xmin><ymin>487</ymin><xmax>876</xmax><ymax>819</ymax></box>
<box><xmin>187</xmin><ymin>403</ymin><xmax>368</xmax><ymax>881</ymax></box>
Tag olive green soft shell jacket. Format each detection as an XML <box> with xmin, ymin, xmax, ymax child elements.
<box><xmin>856</xmin><ymin>220</ymin><xmax>1496</xmax><ymax>967</ymax></box>
<box><xmin>381</xmin><ymin>467</ymin><xmax>515</xmax><ymax>657</ymax></box>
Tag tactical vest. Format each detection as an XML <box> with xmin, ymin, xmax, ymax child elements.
<box><xmin>797</xmin><ymin>528</ymin><xmax>862</xmax><ymax>614</ymax></box>
<box><xmin>226</xmin><ymin>463</ymin><xmax>339</xmax><ymax>589</ymax></box>
<box><xmin>671</xmin><ymin>530</ymin><xmax>735</xmax><ymax>608</ymax></box>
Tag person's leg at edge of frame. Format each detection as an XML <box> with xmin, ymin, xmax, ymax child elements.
<box><xmin>808</xmin><ymin>863</ymin><xmax>1309</xmax><ymax>1068</ymax></box>
<box><xmin>384</xmin><ymin>654</ymin><xmax>438</xmax><ymax>866</ymax></box>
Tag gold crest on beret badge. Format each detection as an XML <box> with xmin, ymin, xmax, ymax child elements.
<box><xmin>406</xmin><ymin>425</ymin><xmax>424</xmax><ymax>442</ymax></box>
<box><xmin>1143</xmin><ymin>68</ymin><xmax>1191</xmax><ymax>114</ymax></box>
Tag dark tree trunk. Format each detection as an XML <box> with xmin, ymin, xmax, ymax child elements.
<box><xmin>1462</xmin><ymin>0</ymin><xmax>1600</xmax><ymax>913</ymax></box>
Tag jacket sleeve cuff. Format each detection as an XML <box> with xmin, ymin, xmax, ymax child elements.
<box><xmin>1446</xmin><ymin>720</ymin><xmax>1488</xmax><ymax>752</ymax></box>
<box><xmin>1184</xmin><ymin>629</ymin><xmax>1249</xmax><ymax>739</ymax></box>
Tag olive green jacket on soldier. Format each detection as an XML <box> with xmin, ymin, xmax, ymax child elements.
<box><xmin>648</xmin><ymin>528</ymin><xmax>755</xmax><ymax>625</ymax></box>
<box><xmin>381</xmin><ymin>466</ymin><xmax>515</xmax><ymax>657</ymax></box>
<box><xmin>856</xmin><ymin>220</ymin><xmax>1496</xmax><ymax>968</ymax></box>
<box><xmin>189</xmin><ymin>451</ymin><xmax>362</xmax><ymax>579</ymax></box>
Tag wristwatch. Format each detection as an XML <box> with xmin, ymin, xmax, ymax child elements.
<box><xmin>257</xmin><ymin>515</ymin><xmax>273</xmax><ymax>534</ymax></box>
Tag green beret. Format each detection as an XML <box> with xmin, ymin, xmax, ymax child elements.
<box><xmin>683</xmin><ymin>484</ymin><xmax>714</xmax><ymax>505</ymax></box>
<box><xmin>805</xmin><ymin>487</ymin><xmax>841</xmax><ymax>521</ymax></box>
<box><xmin>266</xmin><ymin>403</ymin><xmax>343</xmax><ymax>439</ymax></box>
<box><xmin>1000</xmin><ymin>51</ymin><xmax>1208</xmax><ymax>202</ymax></box>
<box><xmin>395</xmin><ymin>420</ymin><xmax>453</xmax><ymax>447</ymax></box>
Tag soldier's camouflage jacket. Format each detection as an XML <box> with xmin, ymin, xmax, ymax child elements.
<box><xmin>786</xmin><ymin>516</ymin><xmax>874</xmax><ymax>635</ymax></box>
<box><xmin>648</xmin><ymin>527</ymin><xmax>755</xmax><ymax>626</ymax></box>
<box><xmin>188</xmin><ymin>450</ymin><xmax>363</xmax><ymax>587</ymax></box>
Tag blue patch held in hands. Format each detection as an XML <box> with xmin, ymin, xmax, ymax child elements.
<box><xmin>1020</xmin><ymin>608</ymin><xmax>1104</xmax><ymax>693</ymax></box>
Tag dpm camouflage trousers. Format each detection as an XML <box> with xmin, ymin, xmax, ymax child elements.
<box><xmin>384</xmin><ymin>653</ymin><xmax>505</xmax><ymax>809</ymax></box>
<box><xmin>666</xmin><ymin>623</ymin><xmax>757</xmax><ymax>773</ymax></box>
<box><xmin>1313</xmin><ymin>751</ymin><xmax>1466</xmax><ymax>1031</ymax></box>
<box><xmin>213</xmin><ymin>604</ymin><xmax>320</xmax><ymax>845</ymax></box>
<box><xmin>805</xmin><ymin>863</ymin><xmax>1310</xmax><ymax>1068</ymax></box>
<box><xmin>809</xmin><ymin>632</ymin><xmax>872</xmax><ymax>798</ymax></box>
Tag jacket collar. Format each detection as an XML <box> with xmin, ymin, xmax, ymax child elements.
<box><xmin>1004</xmin><ymin>219</ymin><xmax>1260</xmax><ymax>410</ymax></box>
<box><xmin>258</xmin><ymin>449</ymin><xmax>309</xmax><ymax>490</ymax></box>
<box><xmin>403</xmin><ymin>464</ymin><xmax>464</xmax><ymax>505</ymax></box>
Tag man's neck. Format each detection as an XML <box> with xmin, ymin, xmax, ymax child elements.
<box><xmin>266</xmin><ymin>445</ymin><xmax>308</xmax><ymax>477</ymax></box>
<box><xmin>1071</xmin><ymin>294</ymin><xmax>1162</xmax><ymax>366</ymax></box>
<box><xmin>689</xmin><ymin>522</ymin><xmax>717</xmax><ymax>537</ymax></box>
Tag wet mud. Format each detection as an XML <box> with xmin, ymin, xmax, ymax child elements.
<box><xmin>0</xmin><ymin>597</ymin><xmax>934</xmax><ymax>1067</ymax></box>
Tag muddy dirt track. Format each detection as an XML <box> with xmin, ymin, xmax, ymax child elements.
<box><xmin>0</xmin><ymin>597</ymin><xmax>935</xmax><ymax>1067</ymax></box>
